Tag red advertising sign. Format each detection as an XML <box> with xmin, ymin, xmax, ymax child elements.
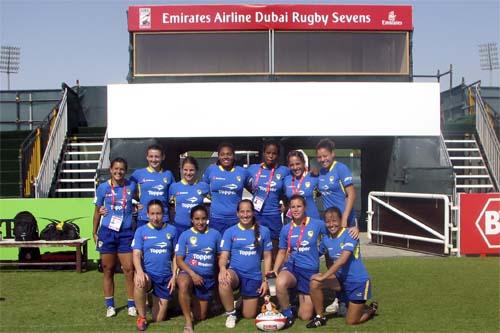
<box><xmin>128</xmin><ymin>4</ymin><xmax>413</xmax><ymax>32</ymax></box>
<box><xmin>460</xmin><ymin>193</ymin><xmax>500</xmax><ymax>255</ymax></box>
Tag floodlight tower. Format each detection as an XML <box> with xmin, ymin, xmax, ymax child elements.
<box><xmin>479</xmin><ymin>42</ymin><xmax>499</xmax><ymax>86</ymax></box>
<box><xmin>0</xmin><ymin>46</ymin><xmax>21</xmax><ymax>90</ymax></box>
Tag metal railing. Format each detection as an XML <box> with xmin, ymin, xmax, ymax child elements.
<box><xmin>34</xmin><ymin>89</ymin><xmax>68</xmax><ymax>198</ymax></box>
<box><xmin>94</xmin><ymin>129</ymin><xmax>110</xmax><ymax>190</ymax></box>
<box><xmin>472</xmin><ymin>85</ymin><xmax>500</xmax><ymax>190</ymax></box>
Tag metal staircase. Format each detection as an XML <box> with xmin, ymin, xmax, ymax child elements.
<box><xmin>54</xmin><ymin>127</ymin><xmax>106</xmax><ymax>197</ymax></box>
<box><xmin>444</xmin><ymin>136</ymin><xmax>495</xmax><ymax>193</ymax></box>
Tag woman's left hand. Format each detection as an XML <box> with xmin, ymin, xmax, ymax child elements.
<box><xmin>348</xmin><ymin>226</ymin><xmax>360</xmax><ymax>240</ymax></box>
<box><xmin>168</xmin><ymin>276</ymin><xmax>176</xmax><ymax>294</ymax></box>
<box><xmin>258</xmin><ymin>280</ymin><xmax>268</xmax><ymax>297</ymax></box>
<box><xmin>311</xmin><ymin>273</ymin><xmax>325</xmax><ymax>282</ymax></box>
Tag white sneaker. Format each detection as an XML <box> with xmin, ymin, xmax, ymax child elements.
<box><xmin>338</xmin><ymin>302</ymin><xmax>347</xmax><ymax>317</ymax></box>
<box><xmin>128</xmin><ymin>306</ymin><xmax>137</xmax><ymax>317</ymax></box>
<box><xmin>106</xmin><ymin>306</ymin><xmax>116</xmax><ymax>318</ymax></box>
<box><xmin>225</xmin><ymin>314</ymin><xmax>237</xmax><ymax>328</ymax></box>
<box><xmin>325</xmin><ymin>298</ymin><xmax>339</xmax><ymax>314</ymax></box>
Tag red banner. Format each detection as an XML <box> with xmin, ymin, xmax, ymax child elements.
<box><xmin>460</xmin><ymin>193</ymin><xmax>500</xmax><ymax>255</ymax></box>
<box><xmin>128</xmin><ymin>4</ymin><xmax>412</xmax><ymax>32</ymax></box>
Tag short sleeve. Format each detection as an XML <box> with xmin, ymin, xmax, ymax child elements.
<box><xmin>175</xmin><ymin>231</ymin><xmax>187</xmax><ymax>256</ymax></box>
<box><xmin>262</xmin><ymin>227</ymin><xmax>273</xmax><ymax>252</ymax></box>
<box><xmin>201</xmin><ymin>165</ymin><xmax>211</xmax><ymax>184</ymax></box>
<box><xmin>338</xmin><ymin>163</ymin><xmax>354</xmax><ymax>187</ymax></box>
<box><xmin>220</xmin><ymin>228</ymin><xmax>233</xmax><ymax>252</ymax></box>
<box><xmin>342</xmin><ymin>233</ymin><xmax>358</xmax><ymax>253</ymax></box>
<box><xmin>214</xmin><ymin>230</ymin><xmax>222</xmax><ymax>254</ymax></box>
<box><xmin>132</xmin><ymin>228</ymin><xmax>144</xmax><ymax>251</ymax></box>
<box><xmin>278</xmin><ymin>224</ymin><xmax>289</xmax><ymax>249</ymax></box>
<box><xmin>130</xmin><ymin>170</ymin><xmax>139</xmax><ymax>184</ymax></box>
<box><xmin>198</xmin><ymin>182</ymin><xmax>210</xmax><ymax>196</ymax></box>
<box><xmin>95</xmin><ymin>183</ymin><xmax>106</xmax><ymax>207</ymax></box>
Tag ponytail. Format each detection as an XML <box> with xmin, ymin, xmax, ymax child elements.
<box><xmin>253</xmin><ymin>217</ymin><xmax>260</xmax><ymax>248</ymax></box>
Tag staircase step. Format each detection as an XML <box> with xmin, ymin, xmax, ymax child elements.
<box><xmin>449</xmin><ymin>156</ymin><xmax>483</xmax><ymax>160</ymax></box>
<box><xmin>65</xmin><ymin>151</ymin><xmax>101</xmax><ymax>155</ymax></box>
<box><xmin>62</xmin><ymin>160</ymin><xmax>99</xmax><ymax>164</ymax></box>
<box><xmin>444</xmin><ymin>140</ymin><xmax>476</xmax><ymax>143</ymax></box>
<box><xmin>67</xmin><ymin>142</ymin><xmax>103</xmax><ymax>147</ymax></box>
<box><xmin>61</xmin><ymin>169</ymin><xmax>96</xmax><ymax>173</ymax></box>
<box><xmin>58</xmin><ymin>178</ymin><xmax>95</xmax><ymax>183</ymax></box>
<box><xmin>455</xmin><ymin>174</ymin><xmax>491</xmax><ymax>179</ymax></box>
<box><xmin>446</xmin><ymin>148</ymin><xmax>480</xmax><ymax>152</ymax></box>
<box><xmin>55</xmin><ymin>188</ymin><xmax>95</xmax><ymax>193</ymax></box>
<box><xmin>453</xmin><ymin>166</ymin><xmax>487</xmax><ymax>170</ymax></box>
<box><xmin>456</xmin><ymin>184</ymin><xmax>494</xmax><ymax>189</ymax></box>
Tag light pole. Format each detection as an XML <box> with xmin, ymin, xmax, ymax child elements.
<box><xmin>479</xmin><ymin>42</ymin><xmax>499</xmax><ymax>86</ymax></box>
<box><xmin>0</xmin><ymin>46</ymin><xmax>21</xmax><ymax>90</ymax></box>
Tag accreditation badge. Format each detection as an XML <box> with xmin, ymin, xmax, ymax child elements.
<box><xmin>108</xmin><ymin>214</ymin><xmax>123</xmax><ymax>232</ymax></box>
<box><xmin>252</xmin><ymin>195</ymin><xmax>265</xmax><ymax>212</ymax></box>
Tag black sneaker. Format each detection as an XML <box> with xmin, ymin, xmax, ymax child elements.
<box><xmin>368</xmin><ymin>301</ymin><xmax>379</xmax><ymax>315</ymax></box>
<box><xmin>306</xmin><ymin>316</ymin><xmax>327</xmax><ymax>328</ymax></box>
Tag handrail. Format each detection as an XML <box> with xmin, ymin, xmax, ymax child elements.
<box><xmin>472</xmin><ymin>85</ymin><xmax>500</xmax><ymax>190</ymax></box>
<box><xmin>95</xmin><ymin>129</ymin><xmax>110</xmax><ymax>190</ymax></box>
<box><xmin>34</xmin><ymin>89</ymin><xmax>68</xmax><ymax>198</ymax></box>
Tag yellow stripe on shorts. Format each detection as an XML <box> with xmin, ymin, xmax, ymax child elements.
<box><xmin>363</xmin><ymin>280</ymin><xmax>370</xmax><ymax>300</ymax></box>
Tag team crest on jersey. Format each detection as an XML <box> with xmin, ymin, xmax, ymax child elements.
<box><xmin>166</xmin><ymin>233</ymin><xmax>172</xmax><ymax>240</ymax></box>
<box><xmin>308</xmin><ymin>230</ymin><xmax>314</xmax><ymax>238</ymax></box>
<box><xmin>190</xmin><ymin>236</ymin><xmax>197</xmax><ymax>246</ymax></box>
<box><xmin>329</xmin><ymin>176</ymin><xmax>335</xmax><ymax>183</ymax></box>
<box><xmin>236</xmin><ymin>176</ymin><xmax>241</xmax><ymax>182</ymax></box>
<box><xmin>276</xmin><ymin>174</ymin><xmax>282</xmax><ymax>180</ymax></box>
<box><xmin>197</xmin><ymin>189</ymin><xmax>202</xmax><ymax>195</ymax></box>
<box><xmin>305</xmin><ymin>182</ymin><xmax>311</xmax><ymax>188</ymax></box>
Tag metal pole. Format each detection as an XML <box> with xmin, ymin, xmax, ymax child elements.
<box><xmin>449</xmin><ymin>64</ymin><xmax>453</xmax><ymax>90</ymax></box>
<box><xmin>29</xmin><ymin>93</ymin><xmax>33</xmax><ymax>130</ymax></box>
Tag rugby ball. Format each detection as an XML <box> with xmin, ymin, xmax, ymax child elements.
<box><xmin>255</xmin><ymin>312</ymin><xmax>287</xmax><ymax>331</ymax></box>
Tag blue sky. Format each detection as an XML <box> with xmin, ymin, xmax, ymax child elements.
<box><xmin>1</xmin><ymin>0</ymin><xmax>499</xmax><ymax>91</ymax></box>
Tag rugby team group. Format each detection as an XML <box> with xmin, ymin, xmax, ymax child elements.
<box><xmin>92</xmin><ymin>139</ymin><xmax>378</xmax><ymax>332</ymax></box>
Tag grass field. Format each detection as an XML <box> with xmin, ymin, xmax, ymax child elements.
<box><xmin>1</xmin><ymin>257</ymin><xmax>499</xmax><ymax>333</ymax></box>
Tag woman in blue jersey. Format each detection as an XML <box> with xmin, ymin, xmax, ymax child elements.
<box><xmin>316</xmin><ymin>139</ymin><xmax>358</xmax><ymax>234</ymax></box>
<box><xmin>271</xmin><ymin>194</ymin><xmax>327</xmax><ymax>325</ymax></box>
<box><xmin>247</xmin><ymin>141</ymin><xmax>289</xmax><ymax>260</ymax></box>
<box><xmin>283</xmin><ymin>150</ymin><xmax>320</xmax><ymax>220</ymax></box>
<box><xmin>202</xmin><ymin>142</ymin><xmax>248</xmax><ymax>235</ymax></box>
<box><xmin>132</xmin><ymin>200</ymin><xmax>177</xmax><ymax>331</ymax></box>
<box><xmin>176</xmin><ymin>205</ymin><xmax>221</xmax><ymax>333</ymax></box>
<box><xmin>130</xmin><ymin>144</ymin><xmax>175</xmax><ymax>228</ymax></box>
<box><xmin>308</xmin><ymin>207</ymin><xmax>377</xmax><ymax>328</ymax></box>
<box><xmin>169</xmin><ymin>156</ymin><xmax>209</xmax><ymax>236</ymax></box>
<box><xmin>93</xmin><ymin>157</ymin><xmax>137</xmax><ymax>318</ymax></box>
<box><xmin>218</xmin><ymin>199</ymin><xmax>273</xmax><ymax>329</ymax></box>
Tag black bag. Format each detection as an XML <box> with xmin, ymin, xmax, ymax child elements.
<box><xmin>40</xmin><ymin>219</ymin><xmax>81</xmax><ymax>241</ymax></box>
<box><xmin>19</xmin><ymin>247</ymin><xmax>41</xmax><ymax>261</ymax></box>
<box><xmin>14</xmin><ymin>211</ymin><xmax>39</xmax><ymax>241</ymax></box>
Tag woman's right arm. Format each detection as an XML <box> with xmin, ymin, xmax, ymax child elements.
<box><xmin>92</xmin><ymin>206</ymin><xmax>101</xmax><ymax>243</ymax></box>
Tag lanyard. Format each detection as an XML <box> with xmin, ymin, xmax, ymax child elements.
<box><xmin>254</xmin><ymin>164</ymin><xmax>275</xmax><ymax>194</ymax></box>
<box><xmin>111</xmin><ymin>183</ymin><xmax>127</xmax><ymax>210</ymax></box>
<box><xmin>291</xmin><ymin>171</ymin><xmax>307</xmax><ymax>194</ymax></box>
<box><xmin>287</xmin><ymin>217</ymin><xmax>308</xmax><ymax>254</ymax></box>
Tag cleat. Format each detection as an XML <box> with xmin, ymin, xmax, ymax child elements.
<box><xmin>225</xmin><ymin>313</ymin><xmax>237</xmax><ymax>328</ymax></box>
<box><xmin>106</xmin><ymin>306</ymin><xmax>116</xmax><ymax>318</ymax></box>
<box><xmin>306</xmin><ymin>316</ymin><xmax>327</xmax><ymax>328</ymax></box>
<box><xmin>369</xmin><ymin>301</ymin><xmax>379</xmax><ymax>315</ymax></box>
<box><xmin>128</xmin><ymin>306</ymin><xmax>138</xmax><ymax>317</ymax></box>
<box><xmin>136</xmin><ymin>316</ymin><xmax>148</xmax><ymax>331</ymax></box>
<box><xmin>325</xmin><ymin>298</ymin><xmax>339</xmax><ymax>314</ymax></box>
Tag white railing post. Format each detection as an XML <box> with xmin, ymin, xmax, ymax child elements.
<box><xmin>34</xmin><ymin>89</ymin><xmax>68</xmax><ymax>198</ymax></box>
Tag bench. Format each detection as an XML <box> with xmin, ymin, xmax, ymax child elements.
<box><xmin>0</xmin><ymin>218</ymin><xmax>89</xmax><ymax>273</ymax></box>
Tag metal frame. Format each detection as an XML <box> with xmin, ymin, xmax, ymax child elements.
<box><xmin>367</xmin><ymin>191</ymin><xmax>455</xmax><ymax>255</ymax></box>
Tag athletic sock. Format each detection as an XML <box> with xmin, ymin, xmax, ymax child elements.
<box><xmin>105</xmin><ymin>296</ymin><xmax>114</xmax><ymax>308</ymax></box>
<box><xmin>225</xmin><ymin>309</ymin><xmax>236</xmax><ymax>316</ymax></box>
<box><xmin>127</xmin><ymin>299</ymin><xmax>135</xmax><ymax>308</ymax></box>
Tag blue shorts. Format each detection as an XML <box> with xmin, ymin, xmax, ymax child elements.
<box><xmin>341</xmin><ymin>279</ymin><xmax>372</xmax><ymax>303</ymax></box>
<box><xmin>173</xmin><ymin>223</ymin><xmax>191</xmax><ymax>237</ymax></box>
<box><xmin>209</xmin><ymin>217</ymin><xmax>238</xmax><ymax>236</ymax></box>
<box><xmin>148</xmin><ymin>274</ymin><xmax>173</xmax><ymax>300</ymax></box>
<box><xmin>96</xmin><ymin>227</ymin><xmax>133</xmax><ymax>254</ymax></box>
<box><xmin>233</xmin><ymin>269</ymin><xmax>262</xmax><ymax>298</ymax></box>
<box><xmin>256</xmin><ymin>214</ymin><xmax>282</xmax><ymax>240</ymax></box>
<box><xmin>283</xmin><ymin>262</ymin><xmax>317</xmax><ymax>295</ymax></box>
<box><xmin>178</xmin><ymin>271</ymin><xmax>215</xmax><ymax>301</ymax></box>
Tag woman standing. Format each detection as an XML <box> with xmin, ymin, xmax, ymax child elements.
<box><xmin>132</xmin><ymin>200</ymin><xmax>177</xmax><ymax>331</ymax></box>
<box><xmin>218</xmin><ymin>200</ymin><xmax>272</xmax><ymax>329</ymax></box>
<box><xmin>130</xmin><ymin>144</ymin><xmax>175</xmax><ymax>228</ymax></box>
<box><xmin>202</xmin><ymin>142</ymin><xmax>248</xmax><ymax>235</ymax></box>
<box><xmin>283</xmin><ymin>150</ymin><xmax>320</xmax><ymax>220</ymax></box>
<box><xmin>271</xmin><ymin>194</ymin><xmax>327</xmax><ymax>326</ymax></box>
<box><xmin>169</xmin><ymin>156</ymin><xmax>209</xmax><ymax>236</ymax></box>
<box><xmin>175</xmin><ymin>205</ymin><xmax>221</xmax><ymax>333</ymax></box>
<box><xmin>93</xmin><ymin>157</ymin><xmax>137</xmax><ymax>317</ymax></box>
<box><xmin>247</xmin><ymin>141</ymin><xmax>289</xmax><ymax>258</ymax></box>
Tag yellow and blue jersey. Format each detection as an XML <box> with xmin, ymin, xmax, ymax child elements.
<box><xmin>220</xmin><ymin>223</ymin><xmax>272</xmax><ymax>280</ymax></box>
<box><xmin>175</xmin><ymin>227</ymin><xmax>221</xmax><ymax>277</ymax></box>
<box><xmin>132</xmin><ymin>223</ymin><xmax>177</xmax><ymax>278</ymax></box>
<box><xmin>130</xmin><ymin>167</ymin><xmax>175</xmax><ymax>222</ymax></box>
<box><xmin>247</xmin><ymin>164</ymin><xmax>289</xmax><ymax>216</ymax></box>
<box><xmin>201</xmin><ymin>164</ymin><xmax>249</xmax><ymax>219</ymax></box>
<box><xmin>95</xmin><ymin>179</ymin><xmax>136</xmax><ymax>230</ymax></box>
<box><xmin>283</xmin><ymin>173</ymin><xmax>320</xmax><ymax>219</ymax></box>
<box><xmin>278</xmin><ymin>217</ymin><xmax>327</xmax><ymax>271</ymax></box>
<box><xmin>320</xmin><ymin>228</ymin><xmax>370</xmax><ymax>283</ymax></box>
<box><xmin>318</xmin><ymin>161</ymin><xmax>355</xmax><ymax>225</ymax></box>
<box><xmin>169</xmin><ymin>180</ymin><xmax>209</xmax><ymax>227</ymax></box>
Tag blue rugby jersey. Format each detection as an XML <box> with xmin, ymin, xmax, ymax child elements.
<box><xmin>278</xmin><ymin>217</ymin><xmax>327</xmax><ymax>271</ymax></box>
<box><xmin>220</xmin><ymin>223</ymin><xmax>272</xmax><ymax>280</ymax></box>
<box><xmin>283</xmin><ymin>173</ymin><xmax>320</xmax><ymax>219</ymax></box>
<box><xmin>247</xmin><ymin>164</ymin><xmax>289</xmax><ymax>216</ymax></box>
<box><xmin>320</xmin><ymin>228</ymin><xmax>370</xmax><ymax>283</ymax></box>
<box><xmin>169</xmin><ymin>180</ymin><xmax>209</xmax><ymax>228</ymax></box>
<box><xmin>318</xmin><ymin>161</ymin><xmax>355</xmax><ymax>225</ymax></box>
<box><xmin>130</xmin><ymin>167</ymin><xmax>175</xmax><ymax>222</ymax></box>
<box><xmin>175</xmin><ymin>227</ymin><xmax>221</xmax><ymax>276</ymax></box>
<box><xmin>201</xmin><ymin>164</ymin><xmax>248</xmax><ymax>219</ymax></box>
<box><xmin>132</xmin><ymin>223</ymin><xmax>177</xmax><ymax>277</ymax></box>
<box><xmin>95</xmin><ymin>179</ymin><xmax>136</xmax><ymax>230</ymax></box>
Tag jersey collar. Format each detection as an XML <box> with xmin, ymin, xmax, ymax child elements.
<box><xmin>218</xmin><ymin>165</ymin><xmax>235</xmax><ymax>172</ymax></box>
<box><xmin>190</xmin><ymin>226</ymin><xmax>209</xmax><ymax>234</ymax></box>
<box><xmin>181</xmin><ymin>179</ymin><xmax>197</xmax><ymax>185</ymax></box>
<box><xmin>334</xmin><ymin>227</ymin><xmax>346</xmax><ymax>238</ymax></box>
<box><xmin>238</xmin><ymin>222</ymin><xmax>255</xmax><ymax>230</ymax></box>
<box><xmin>292</xmin><ymin>216</ymin><xmax>310</xmax><ymax>227</ymax></box>
<box><xmin>328</xmin><ymin>161</ymin><xmax>338</xmax><ymax>172</ymax></box>
<box><xmin>147</xmin><ymin>222</ymin><xmax>166</xmax><ymax>230</ymax></box>
<box><xmin>147</xmin><ymin>166</ymin><xmax>163</xmax><ymax>173</ymax></box>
